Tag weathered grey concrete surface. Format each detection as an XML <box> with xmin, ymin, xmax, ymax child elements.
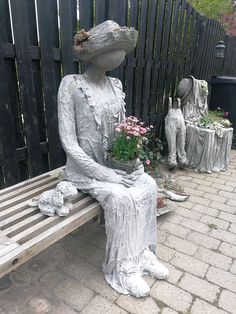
<box><xmin>1</xmin><ymin>150</ymin><xmax>236</xmax><ymax>313</ymax></box>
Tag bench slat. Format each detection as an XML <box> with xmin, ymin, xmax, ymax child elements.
<box><xmin>0</xmin><ymin>191</ymin><xmax>84</xmax><ymax>221</ymax></box>
<box><xmin>0</xmin><ymin>180</ymin><xmax>60</xmax><ymax>211</ymax></box>
<box><xmin>0</xmin><ymin>213</ymin><xmax>44</xmax><ymax>237</ymax></box>
<box><xmin>0</xmin><ymin>193</ymin><xmax>86</xmax><ymax>237</ymax></box>
<box><xmin>0</xmin><ymin>208</ymin><xmax>38</xmax><ymax>227</ymax></box>
<box><xmin>0</xmin><ymin>202</ymin><xmax>101</xmax><ymax>278</ymax></box>
<box><xmin>0</xmin><ymin>202</ymin><xmax>29</xmax><ymax>219</ymax></box>
<box><xmin>11</xmin><ymin>195</ymin><xmax>95</xmax><ymax>243</ymax></box>
<box><xmin>0</xmin><ymin>235</ymin><xmax>19</xmax><ymax>258</ymax></box>
<box><xmin>0</xmin><ymin>167</ymin><xmax>63</xmax><ymax>197</ymax></box>
<box><xmin>0</xmin><ymin>176</ymin><xmax>59</xmax><ymax>203</ymax></box>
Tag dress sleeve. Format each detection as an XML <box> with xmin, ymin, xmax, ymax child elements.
<box><xmin>58</xmin><ymin>75</ymin><xmax>113</xmax><ymax>181</ymax></box>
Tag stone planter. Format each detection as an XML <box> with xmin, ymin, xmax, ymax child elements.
<box><xmin>107</xmin><ymin>154</ymin><xmax>142</xmax><ymax>174</ymax></box>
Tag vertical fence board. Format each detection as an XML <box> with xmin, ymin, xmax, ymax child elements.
<box><xmin>106</xmin><ymin>0</ymin><xmax>121</xmax><ymax>78</ymax></box>
<box><xmin>189</xmin><ymin>12</ymin><xmax>201</xmax><ymax>76</ymax></box>
<box><xmin>59</xmin><ymin>0</ymin><xmax>77</xmax><ymax>75</ymax></box>
<box><xmin>0</xmin><ymin>0</ymin><xmax>24</xmax><ymax>152</ymax></box>
<box><xmin>201</xmin><ymin>19</ymin><xmax>215</xmax><ymax>79</ymax></box>
<box><xmin>27</xmin><ymin>0</ymin><xmax>49</xmax><ymax>174</ymax></box>
<box><xmin>149</xmin><ymin>0</ymin><xmax>166</xmax><ymax>123</ymax></box>
<box><xmin>142</xmin><ymin>0</ymin><xmax>158</xmax><ymax>122</ymax></box>
<box><xmin>118</xmin><ymin>0</ymin><xmax>128</xmax><ymax>83</ymax></box>
<box><xmin>178</xmin><ymin>3</ymin><xmax>191</xmax><ymax>79</ymax></box>
<box><xmin>37</xmin><ymin>0</ymin><xmax>65</xmax><ymax>170</ymax></box>
<box><xmin>125</xmin><ymin>0</ymin><xmax>139</xmax><ymax>115</ymax></box>
<box><xmin>171</xmin><ymin>0</ymin><xmax>187</xmax><ymax>94</ymax></box>
<box><xmin>79</xmin><ymin>0</ymin><xmax>93</xmax><ymax>30</ymax></box>
<box><xmin>205</xmin><ymin>20</ymin><xmax>217</xmax><ymax>80</ymax></box>
<box><xmin>183</xmin><ymin>7</ymin><xmax>197</xmax><ymax>77</ymax></box>
<box><xmin>10</xmin><ymin>0</ymin><xmax>43</xmax><ymax>177</ymax></box>
<box><xmin>195</xmin><ymin>17</ymin><xmax>205</xmax><ymax>78</ymax></box>
<box><xmin>0</xmin><ymin>0</ymin><xmax>20</xmax><ymax>186</ymax></box>
<box><xmin>107</xmin><ymin>0</ymin><xmax>119</xmax><ymax>22</ymax></box>
<box><xmin>134</xmin><ymin>0</ymin><xmax>149</xmax><ymax>118</ymax></box>
<box><xmin>157</xmin><ymin>0</ymin><xmax>174</xmax><ymax>114</ymax></box>
<box><xmin>197</xmin><ymin>18</ymin><xmax>209</xmax><ymax>78</ymax></box>
<box><xmin>192</xmin><ymin>15</ymin><xmax>204</xmax><ymax>77</ymax></box>
<box><xmin>95</xmin><ymin>0</ymin><xmax>106</xmax><ymax>24</ymax></box>
<box><xmin>164</xmin><ymin>0</ymin><xmax>182</xmax><ymax>102</ymax></box>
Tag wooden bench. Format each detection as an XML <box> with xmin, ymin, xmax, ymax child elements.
<box><xmin>0</xmin><ymin>168</ymin><xmax>102</xmax><ymax>279</ymax></box>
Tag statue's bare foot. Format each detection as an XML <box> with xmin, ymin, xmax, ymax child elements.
<box><xmin>143</xmin><ymin>250</ymin><xmax>169</xmax><ymax>279</ymax></box>
<box><xmin>120</xmin><ymin>273</ymin><xmax>150</xmax><ymax>298</ymax></box>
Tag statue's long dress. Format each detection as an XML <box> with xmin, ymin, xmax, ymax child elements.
<box><xmin>58</xmin><ymin>75</ymin><xmax>157</xmax><ymax>294</ymax></box>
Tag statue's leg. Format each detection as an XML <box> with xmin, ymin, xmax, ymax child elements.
<box><xmin>176</xmin><ymin>124</ymin><xmax>188</xmax><ymax>166</ymax></box>
<box><xmin>165</xmin><ymin>121</ymin><xmax>177</xmax><ymax>168</ymax></box>
<box><xmin>86</xmin><ymin>175</ymin><xmax>161</xmax><ymax>297</ymax></box>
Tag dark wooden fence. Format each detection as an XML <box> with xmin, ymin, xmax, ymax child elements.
<box><xmin>1</xmin><ymin>0</ymin><xmax>236</xmax><ymax>189</ymax></box>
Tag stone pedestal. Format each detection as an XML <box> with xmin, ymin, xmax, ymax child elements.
<box><xmin>186</xmin><ymin>124</ymin><xmax>233</xmax><ymax>173</ymax></box>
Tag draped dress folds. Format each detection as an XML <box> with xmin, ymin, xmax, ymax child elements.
<box><xmin>57</xmin><ymin>75</ymin><xmax>158</xmax><ymax>294</ymax></box>
<box><xmin>180</xmin><ymin>77</ymin><xmax>233</xmax><ymax>173</ymax></box>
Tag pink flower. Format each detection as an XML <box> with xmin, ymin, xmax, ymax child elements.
<box><xmin>132</xmin><ymin>131</ymin><xmax>139</xmax><ymax>136</ymax></box>
<box><xmin>139</xmin><ymin>127</ymin><xmax>147</xmax><ymax>135</ymax></box>
<box><xmin>146</xmin><ymin>160</ymin><xmax>151</xmax><ymax>165</ymax></box>
<box><xmin>127</xmin><ymin>130</ymin><xmax>134</xmax><ymax>135</ymax></box>
<box><xmin>132</xmin><ymin>126</ymin><xmax>140</xmax><ymax>132</ymax></box>
<box><xmin>224</xmin><ymin>112</ymin><xmax>229</xmax><ymax>118</ymax></box>
<box><xmin>125</xmin><ymin>125</ymin><xmax>132</xmax><ymax>131</ymax></box>
<box><xmin>115</xmin><ymin>127</ymin><xmax>122</xmax><ymax>132</ymax></box>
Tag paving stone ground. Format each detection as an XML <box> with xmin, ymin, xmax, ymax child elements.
<box><xmin>1</xmin><ymin>150</ymin><xmax>236</xmax><ymax>313</ymax></box>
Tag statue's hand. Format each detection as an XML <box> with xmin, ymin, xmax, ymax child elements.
<box><xmin>128</xmin><ymin>164</ymin><xmax>144</xmax><ymax>181</ymax></box>
<box><xmin>98</xmin><ymin>165</ymin><xmax>144</xmax><ymax>187</ymax></box>
<box><xmin>102</xmin><ymin>169</ymin><xmax>134</xmax><ymax>187</ymax></box>
<box><xmin>100</xmin><ymin>168</ymin><xmax>134</xmax><ymax>187</ymax></box>
<box><xmin>114</xmin><ymin>164</ymin><xmax>144</xmax><ymax>187</ymax></box>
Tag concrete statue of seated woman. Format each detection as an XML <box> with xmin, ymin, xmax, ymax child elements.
<box><xmin>57</xmin><ymin>20</ymin><xmax>168</xmax><ymax>297</ymax></box>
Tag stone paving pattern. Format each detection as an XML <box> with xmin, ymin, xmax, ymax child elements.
<box><xmin>1</xmin><ymin>150</ymin><xmax>236</xmax><ymax>313</ymax></box>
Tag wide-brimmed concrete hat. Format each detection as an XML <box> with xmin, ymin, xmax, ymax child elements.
<box><xmin>73</xmin><ymin>20</ymin><xmax>138</xmax><ymax>61</ymax></box>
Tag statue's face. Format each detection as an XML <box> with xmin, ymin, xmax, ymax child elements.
<box><xmin>89</xmin><ymin>49</ymin><xmax>126</xmax><ymax>71</ymax></box>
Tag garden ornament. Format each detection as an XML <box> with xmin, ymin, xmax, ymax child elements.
<box><xmin>35</xmin><ymin>181</ymin><xmax>78</xmax><ymax>216</ymax></box>
<box><xmin>165</xmin><ymin>97</ymin><xmax>188</xmax><ymax>170</ymax></box>
<box><xmin>57</xmin><ymin>20</ymin><xmax>168</xmax><ymax>297</ymax></box>
<box><xmin>176</xmin><ymin>75</ymin><xmax>208</xmax><ymax>122</ymax></box>
<box><xmin>177</xmin><ymin>76</ymin><xmax>233</xmax><ymax>173</ymax></box>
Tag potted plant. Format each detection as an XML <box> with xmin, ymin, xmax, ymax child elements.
<box><xmin>108</xmin><ymin>116</ymin><xmax>151</xmax><ymax>173</ymax></box>
<box><xmin>199</xmin><ymin>108</ymin><xmax>232</xmax><ymax>129</ymax></box>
